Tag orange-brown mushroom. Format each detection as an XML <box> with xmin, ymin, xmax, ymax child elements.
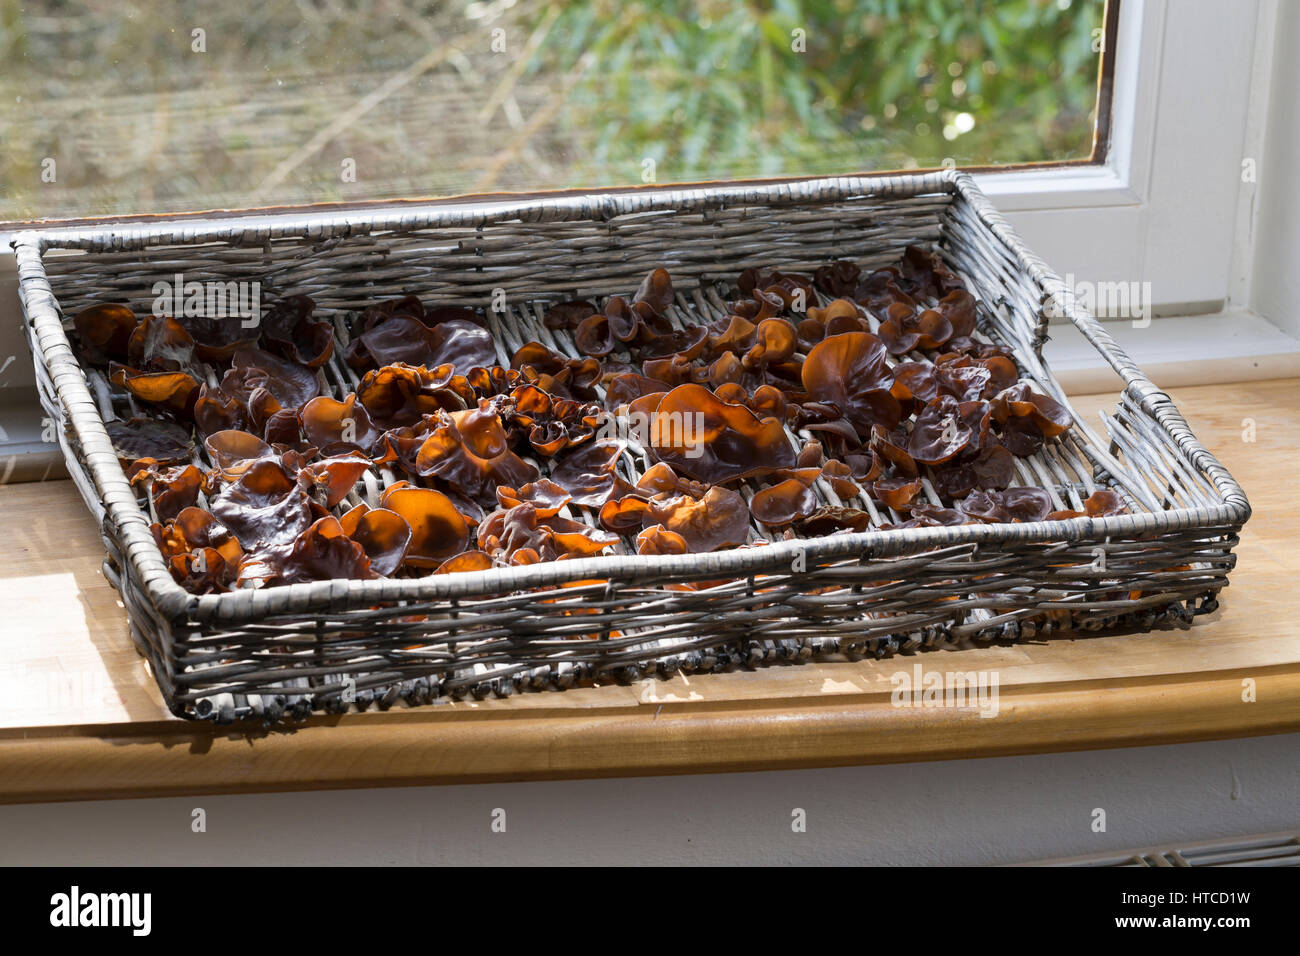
<box><xmin>435</xmin><ymin>549</ymin><xmax>495</xmax><ymax>574</ymax></box>
<box><xmin>380</xmin><ymin>486</ymin><xmax>471</xmax><ymax>568</ymax></box>
<box><xmin>109</xmin><ymin>364</ymin><xmax>202</xmax><ymax>416</ymax></box>
<box><xmin>872</xmin><ymin>477</ymin><xmax>924</xmax><ymax>510</ymax></box>
<box><xmin>751</xmin><ymin>478</ymin><xmax>818</xmax><ymax>527</ymax></box>
<box><xmin>636</xmin><ymin>525</ymin><xmax>690</xmax><ymax>556</ymax></box>
<box><xmin>644</xmin><ymin>485</ymin><xmax>751</xmax><ymax>551</ymax></box>
<box><xmin>338</xmin><ymin>504</ymin><xmax>413</xmax><ymax>576</ymax></box>
<box><xmin>649</xmin><ymin>383</ymin><xmax>794</xmax><ymax>484</ymax></box>
<box><xmin>801</xmin><ymin>332</ymin><xmax>901</xmax><ymax>438</ymax></box>
<box><xmin>73</xmin><ymin>303</ymin><xmax>138</xmax><ymax>364</ymax></box>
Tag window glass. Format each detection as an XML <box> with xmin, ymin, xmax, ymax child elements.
<box><xmin>0</xmin><ymin>0</ymin><xmax>1109</xmax><ymax>223</ymax></box>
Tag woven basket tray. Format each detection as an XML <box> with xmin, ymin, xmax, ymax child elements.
<box><xmin>13</xmin><ymin>171</ymin><xmax>1251</xmax><ymax>723</ymax></box>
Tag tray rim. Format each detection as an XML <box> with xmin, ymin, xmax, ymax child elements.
<box><xmin>11</xmin><ymin>169</ymin><xmax>1251</xmax><ymax>627</ymax></box>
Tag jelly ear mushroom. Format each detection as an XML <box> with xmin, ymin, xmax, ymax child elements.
<box><xmin>574</xmin><ymin>311</ymin><xmax>618</xmax><ymax>356</ymax></box>
<box><xmin>751</xmin><ymin>478</ymin><xmax>818</xmax><ymax>527</ymax></box>
<box><xmin>450</xmin><ymin>403</ymin><xmax>510</xmax><ymax>460</ymax></box>
<box><xmin>634</xmin><ymin>267</ymin><xmax>675</xmax><ymax>316</ymax></box>
<box><xmin>496</xmin><ymin>478</ymin><xmax>572</xmax><ymax>518</ymax></box>
<box><xmin>742</xmin><ymin>318</ymin><xmax>797</xmax><ymax>369</ymax></box>
<box><xmin>193</xmin><ymin>383</ymin><xmax>247</xmax><ymax>437</ymax></box>
<box><xmin>604</xmin><ymin>296</ymin><xmax>641</xmax><ymax>343</ymax></box>
<box><xmin>796</xmin><ymin>441</ymin><xmax>824</xmax><ymax>469</ymax></box>
<box><xmin>707</xmin><ymin>315</ymin><xmax>757</xmax><ymax>354</ymax></box>
<box><xmin>820</xmin><ymin>459</ymin><xmax>862</xmax><ymax>500</ymax></box>
<box><xmin>906</xmin><ymin>503</ymin><xmax>970</xmax><ymax>527</ymax></box>
<box><xmin>842</xmin><ymin>450</ymin><xmax>882</xmax><ymax>484</ymax></box>
<box><xmin>109</xmin><ymin>364</ymin><xmax>202</xmax><ymax>416</ymax></box>
<box><xmin>1084</xmin><ymin>488</ymin><xmax>1128</xmax><ymax>516</ymax></box>
<box><xmin>605</xmin><ymin>372</ymin><xmax>670</xmax><ymax>410</ymax></box>
<box><xmin>636</xmin><ymin>525</ymin><xmax>690</xmax><ymax>556</ymax></box>
<box><xmin>599</xmin><ymin>494</ymin><xmax>652</xmax><ymax>534</ymax></box>
<box><xmin>228</xmin><ymin>347</ymin><xmax>321</xmax><ymax>411</ymax></box>
<box><xmin>898</xmin><ymin>245</ymin><xmax>965</xmax><ymax>299</ymax></box>
<box><xmin>270</xmin><ymin>516</ymin><xmax>375</xmax><ymax>584</ymax></box>
<box><xmin>970</xmin><ymin>443</ymin><xmax>1016</xmax><ymax>490</ymax></box>
<box><xmin>714</xmin><ymin>382</ymin><xmax>748</xmax><ymax>406</ymax></box>
<box><xmin>261</xmin><ymin>294</ymin><xmax>335</xmax><ymax>368</ymax></box>
<box><xmin>639</xmin><ymin>322</ymin><xmax>710</xmax><ymax>361</ymax></box>
<box><xmin>127</xmin><ymin>313</ymin><xmax>196</xmax><ymax>369</ymax></box>
<box><xmin>131</xmin><ymin>462</ymin><xmax>204</xmax><ymax>522</ymax></box>
<box><xmin>650</xmin><ymin>383</ymin><xmax>794</xmax><ymax>483</ymax></box>
<box><xmin>635</xmin><ymin>462</ymin><xmax>696</xmax><ymax>497</ymax></box>
<box><xmin>749</xmin><ymin>384</ymin><xmax>789</xmax><ymax>422</ymax></box>
<box><xmin>172</xmin><ymin>507</ymin><xmax>243</xmax><ymax>566</ymax></box>
<box><xmin>296</xmin><ymin>453</ymin><xmax>371</xmax><ymax>508</ymax></box>
<box><xmin>435</xmin><ymin>550</ymin><xmax>495</xmax><ymax>574</ymax></box>
<box><xmin>106</xmin><ymin>418</ymin><xmax>194</xmax><ymax>465</ymax></box>
<box><xmin>511</xmin><ymin>342</ymin><xmax>602</xmax><ymax>400</ymax></box>
<box><xmin>872</xmin><ymin>477</ymin><xmax>924</xmax><ymax>510</ymax></box>
<box><xmin>209</xmin><ymin>459</ymin><xmax>315</xmax><ymax>553</ymax></box>
<box><xmin>355</xmin><ymin>363</ymin><xmax>474</xmax><ymax>429</ymax></box>
<box><xmin>204</xmin><ymin>429</ymin><xmax>273</xmax><ymax>474</ymax></box>
<box><xmin>540</xmin><ymin>514</ymin><xmax>621</xmax><ymax>556</ymax></box>
<box><xmin>907</xmin><ymin>396</ymin><xmax>974</xmax><ymax>466</ymax></box>
<box><xmin>890</xmin><ymin>362</ymin><xmax>939</xmax><ymax>403</ymax></box>
<box><xmin>413</xmin><ymin>412</ymin><xmax>538</xmax><ymax>506</ymax></box>
<box><xmin>798</xmin><ymin>505</ymin><xmax>875</xmax><ymax>534</ymax></box>
<box><xmin>644</xmin><ymin>485</ymin><xmax>751</xmax><ymax>552</ymax></box>
<box><xmin>997</xmin><ymin>487</ymin><xmax>1053</xmax><ymax>522</ymax></box>
<box><xmin>547</xmin><ymin>438</ymin><xmax>625</xmax><ymax>507</ymax></box>
<box><xmin>168</xmin><ymin>547</ymin><xmax>235</xmax><ymax>593</ymax></box>
<box><xmin>360</xmin><ymin>312</ymin><xmax>495</xmax><ymax>373</ymax></box>
<box><xmin>801</xmin><ymin>331</ymin><xmax>901</xmax><ymax>438</ymax></box>
<box><xmin>544</xmin><ymin>299</ymin><xmax>598</xmax><ymax>331</ymax></box>
<box><xmin>300</xmin><ymin>393</ymin><xmax>383</xmax><ymax>456</ymax></box>
<box><xmin>814</xmin><ymin>261</ymin><xmax>862</xmax><ymax>298</ymax></box>
<box><xmin>935</xmin><ymin>289</ymin><xmax>978</xmax><ymax>339</ymax></box>
<box><xmin>959</xmin><ymin>487</ymin><xmax>1053</xmax><ymax>523</ymax></box>
<box><xmin>878</xmin><ymin>302</ymin><xmax>953</xmax><ymax>354</ymax></box>
<box><xmin>990</xmin><ymin>383</ymin><xmax>1073</xmax><ymax>438</ymax></box>
<box><xmin>870</xmin><ymin>425</ymin><xmax>918</xmax><ymax>479</ymax></box>
<box><xmin>340</xmin><ymin>506</ymin><xmax>412</xmax><ymax>577</ymax></box>
<box><xmin>380</xmin><ymin>486</ymin><xmax>471</xmax><ymax>568</ymax></box>
<box><xmin>74</xmin><ymin>303</ymin><xmax>138</xmax><ymax>364</ymax></box>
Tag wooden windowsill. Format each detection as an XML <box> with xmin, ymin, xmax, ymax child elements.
<box><xmin>0</xmin><ymin>379</ymin><xmax>1296</xmax><ymax>804</ymax></box>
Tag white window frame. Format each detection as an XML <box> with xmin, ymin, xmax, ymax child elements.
<box><xmin>977</xmin><ymin>0</ymin><xmax>1267</xmax><ymax>315</ymax></box>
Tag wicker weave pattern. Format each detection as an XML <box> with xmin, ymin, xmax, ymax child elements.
<box><xmin>13</xmin><ymin>171</ymin><xmax>1250</xmax><ymax>722</ymax></box>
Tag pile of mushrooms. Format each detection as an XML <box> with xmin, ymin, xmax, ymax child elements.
<box><xmin>71</xmin><ymin>245</ymin><xmax>1117</xmax><ymax>595</ymax></box>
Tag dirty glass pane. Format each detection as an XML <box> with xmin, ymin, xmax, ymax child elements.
<box><xmin>0</xmin><ymin>0</ymin><xmax>1109</xmax><ymax>223</ymax></box>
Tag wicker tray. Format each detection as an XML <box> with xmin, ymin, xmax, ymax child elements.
<box><xmin>13</xmin><ymin>171</ymin><xmax>1250</xmax><ymax>723</ymax></box>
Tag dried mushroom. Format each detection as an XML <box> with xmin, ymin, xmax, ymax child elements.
<box><xmin>649</xmin><ymin>383</ymin><xmax>794</xmax><ymax>483</ymax></box>
<box><xmin>97</xmin><ymin>244</ymin><xmax>1081</xmax><ymax>594</ymax></box>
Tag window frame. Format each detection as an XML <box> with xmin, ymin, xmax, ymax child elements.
<box><xmin>0</xmin><ymin>1</ymin><xmax>1270</xmax><ymax>311</ymax></box>
<box><xmin>982</xmin><ymin>0</ymin><xmax>1267</xmax><ymax>314</ymax></box>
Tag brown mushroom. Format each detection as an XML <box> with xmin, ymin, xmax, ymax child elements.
<box><xmin>801</xmin><ymin>332</ymin><xmax>901</xmax><ymax>438</ymax></box>
<box><xmin>338</xmin><ymin>504</ymin><xmax>413</xmax><ymax>576</ymax></box>
<box><xmin>380</xmin><ymin>486</ymin><xmax>471</xmax><ymax>568</ymax></box>
<box><xmin>73</xmin><ymin>303</ymin><xmax>138</xmax><ymax>364</ymax></box>
<box><xmin>751</xmin><ymin>478</ymin><xmax>818</xmax><ymax>527</ymax></box>
<box><xmin>649</xmin><ymin>383</ymin><xmax>794</xmax><ymax>483</ymax></box>
<box><xmin>644</xmin><ymin>485</ymin><xmax>751</xmax><ymax>551</ymax></box>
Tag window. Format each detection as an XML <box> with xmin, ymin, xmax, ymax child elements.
<box><xmin>0</xmin><ymin>0</ymin><xmax>1110</xmax><ymax>224</ymax></box>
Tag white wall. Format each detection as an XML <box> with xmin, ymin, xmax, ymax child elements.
<box><xmin>2</xmin><ymin>733</ymin><xmax>1297</xmax><ymax>865</ymax></box>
